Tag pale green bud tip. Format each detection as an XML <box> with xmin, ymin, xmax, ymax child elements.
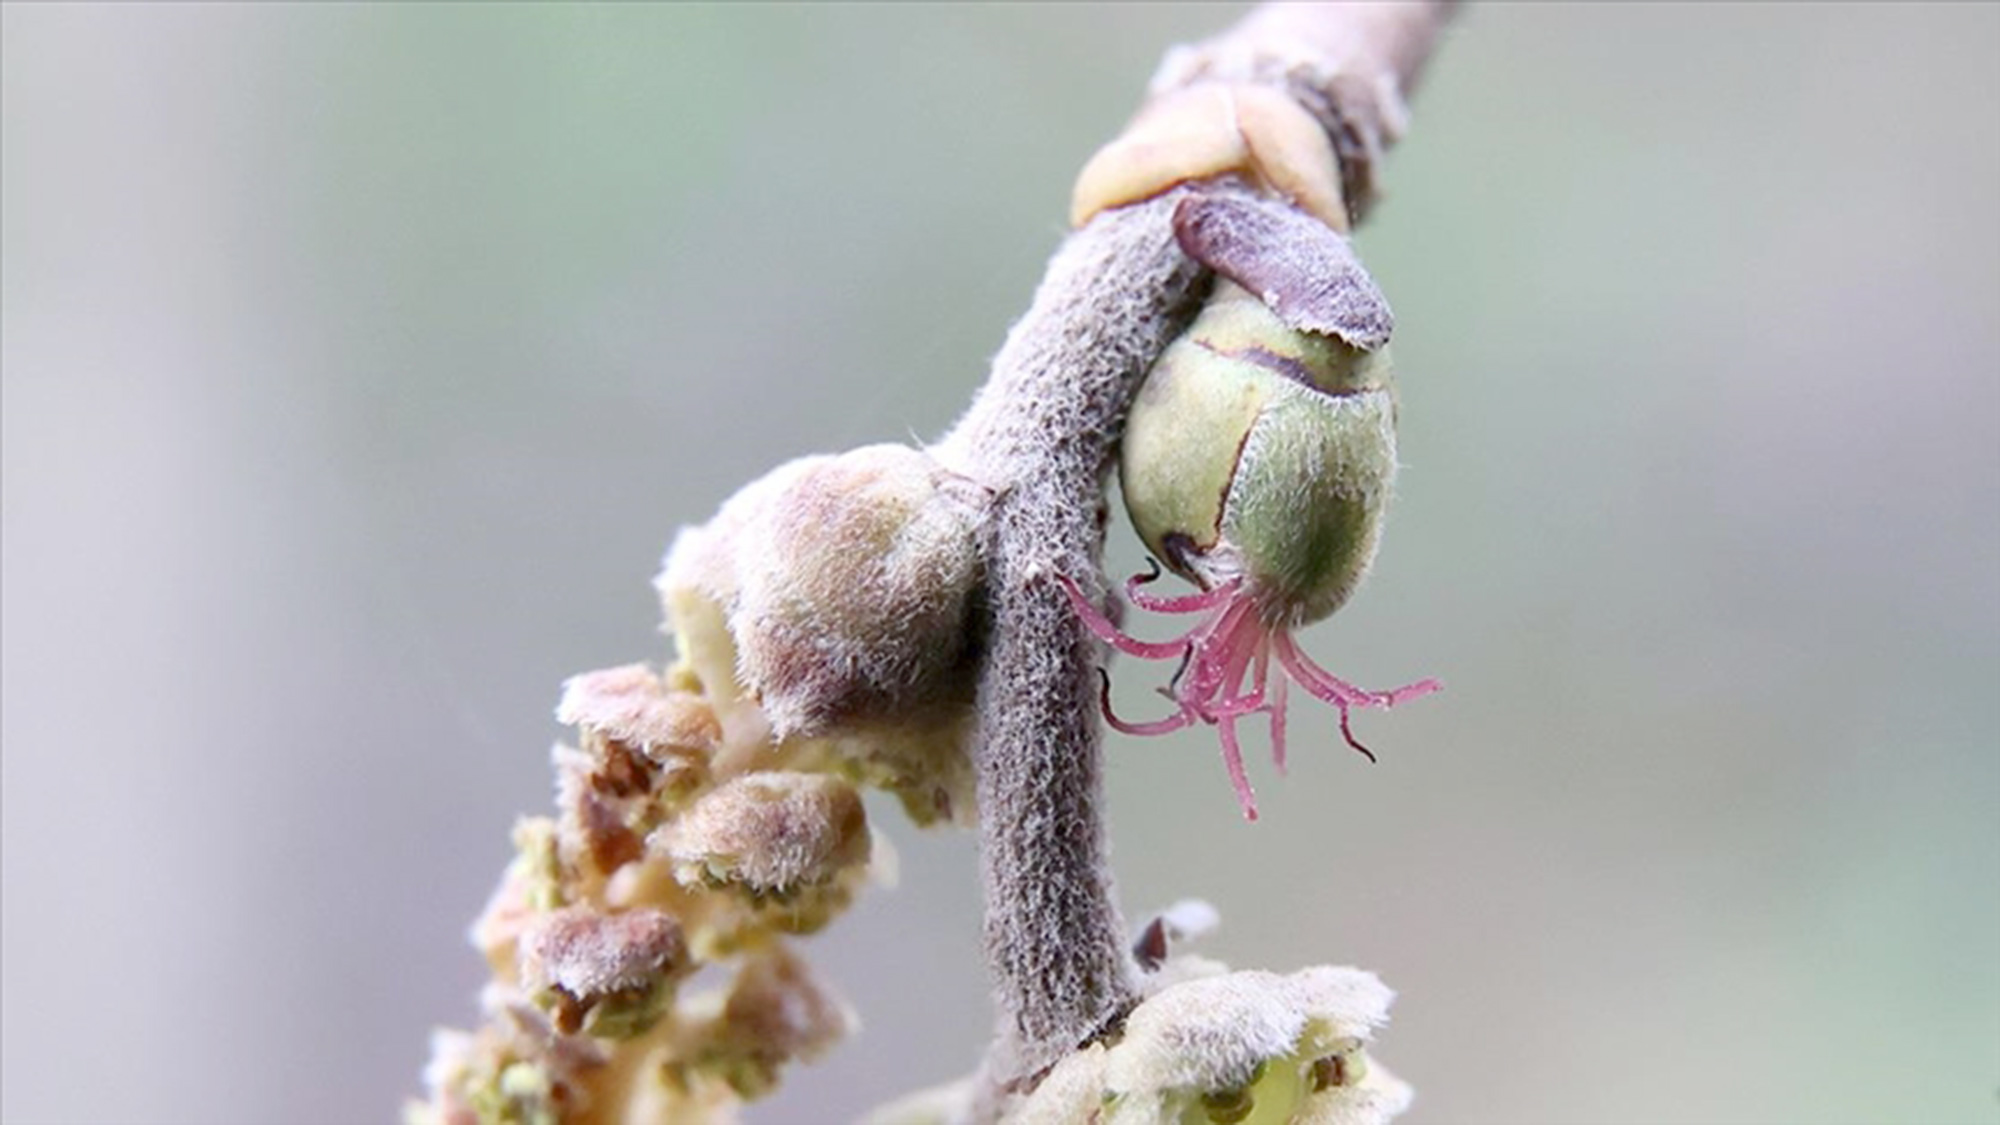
<box><xmin>507</xmin><ymin>817</ymin><xmax>565</xmax><ymax>914</ymax></box>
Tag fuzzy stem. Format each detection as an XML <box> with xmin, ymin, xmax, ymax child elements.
<box><xmin>932</xmin><ymin>0</ymin><xmax>1459</xmax><ymax>1095</ymax></box>
<box><xmin>935</xmin><ymin>189</ymin><xmax>1210</xmax><ymax>1084</ymax></box>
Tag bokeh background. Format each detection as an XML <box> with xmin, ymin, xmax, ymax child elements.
<box><xmin>5</xmin><ymin>4</ymin><xmax>1996</xmax><ymax>1123</ymax></box>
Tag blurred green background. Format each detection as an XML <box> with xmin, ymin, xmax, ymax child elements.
<box><xmin>4</xmin><ymin>4</ymin><xmax>1995</xmax><ymax>1123</ymax></box>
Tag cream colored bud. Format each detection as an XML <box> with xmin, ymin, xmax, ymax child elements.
<box><xmin>557</xmin><ymin>665</ymin><xmax>718</xmax><ymax>816</ymax></box>
<box><xmin>661</xmin><ymin>443</ymin><xmax>987</xmax><ymax>739</ymax></box>
<box><xmin>519</xmin><ymin>907</ymin><xmax>687</xmax><ymax>1039</ymax></box>
<box><xmin>694</xmin><ymin>945</ymin><xmax>857</xmax><ymax>1101</ymax></box>
<box><xmin>558</xmin><ymin>664</ymin><xmax>722</xmax><ymax>763</ymax></box>
<box><xmin>1094</xmin><ymin>967</ymin><xmax>1405</xmax><ymax>1125</ymax></box>
<box><xmin>657</xmin><ymin>772</ymin><xmax>870</xmax><ymax>898</ymax></box>
<box><xmin>720</xmin><ymin>946</ymin><xmax>855</xmax><ymax>1064</ymax></box>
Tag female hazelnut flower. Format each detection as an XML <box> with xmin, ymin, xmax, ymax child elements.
<box><xmin>1065</xmin><ymin>273</ymin><xmax>1437</xmax><ymax>821</ymax></box>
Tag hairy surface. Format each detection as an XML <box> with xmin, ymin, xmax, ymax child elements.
<box><xmin>522</xmin><ymin>908</ymin><xmax>687</xmax><ymax>1001</ymax></box>
<box><xmin>934</xmin><ymin>184</ymin><xmax>1221</xmax><ymax>1081</ymax></box>
<box><xmin>658</xmin><ymin>772</ymin><xmax>870</xmax><ymax>894</ymax></box>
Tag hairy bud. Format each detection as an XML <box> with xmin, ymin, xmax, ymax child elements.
<box><xmin>661</xmin><ymin>443</ymin><xmax>988</xmax><ymax>739</ymax></box>
<box><xmin>866</xmin><ymin>962</ymin><xmax>1409</xmax><ymax>1125</ymax></box>
<box><xmin>520</xmin><ymin>907</ymin><xmax>688</xmax><ymax>1039</ymax></box>
<box><xmin>654</xmin><ymin>772</ymin><xmax>871</xmax><ymax>940</ymax></box>
<box><xmin>651</xmin><ymin>945</ymin><xmax>857</xmax><ymax>1105</ymax></box>
<box><xmin>1097</xmin><ymin>967</ymin><xmax>1407</xmax><ymax>1125</ymax></box>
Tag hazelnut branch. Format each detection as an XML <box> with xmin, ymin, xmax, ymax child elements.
<box><xmin>931</xmin><ymin>0</ymin><xmax>1459</xmax><ymax>1091</ymax></box>
<box><xmin>412</xmin><ymin>6</ymin><xmax>1458</xmax><ymax>1122</ymax></box>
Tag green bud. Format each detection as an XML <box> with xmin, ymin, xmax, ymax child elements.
<box><xmin>489</xmin><ymin>1062</ymin><xmax>559</xmax><ymax>1125</ymax></box>
<box><xmin>514</xmin><ymin>817</ymin><xmax>566</xmax><ymax>913</ymax></box>
<box><xmin>1120</xmin><ymin>283</ymin><xmax>1396</xmax><ymax>624</ymax></box>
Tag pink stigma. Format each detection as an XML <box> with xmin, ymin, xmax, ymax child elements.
<box><xmin>1059</xmin><ymin>565</ymin><xmax>1440</xmax><ymax>821</ymax></box>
